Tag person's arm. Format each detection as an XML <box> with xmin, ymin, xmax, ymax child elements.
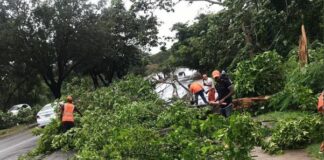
<box><xmin>203</xmin><ymin>80</ymin><xmax>207</xmax><ymax>86</ymax></box>
<box><xmin>189</xmin><ymin>87</ymin><xmax>194</xmax><ymax>94</ymax></box>
<box><xmin>74</xmin><ymin>107</ymin><xmax>83</xmax><ymax>117</ymax></box>
<box><xmin>60</xmin><ymin>104</ymin><xmax>64</xmax><ymax>121</ymax></box>
<box><xmin>219</xmin><ymin>85</ymin><xmax>235</xmax><ymax>104</ymax></box>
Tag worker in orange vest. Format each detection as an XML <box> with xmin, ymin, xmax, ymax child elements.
<box><xmin>318</xmin><ymin>92</ymin><xmax>324</xmax><ymax>153</ymax></box>
<box><xmin>318</xmin><ymin>92</ymin><xmax>324</xmax><ymax>113</ymax></box>
<box><xmin>188</xmin><ymin>82</ymin><xmax>208</xmax><ymax>105</ymax></box>
<box><xmin>60</xmin><ymin>96</ymin><xmax>82</xmax><ymax>132</ymax></box>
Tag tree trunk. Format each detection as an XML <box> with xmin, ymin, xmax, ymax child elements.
<box><xmin>241</xmin><ymin>23</ymin><xmax>255</xmax><ymax>58</ymax></box>
<box><xmin>90</xmin><ymin>72</ymin><xmax>99</xmax><ymax>89</ymax></box>
<box><xmin>43</xmin><ymin>74</ymin><xmax>62</xmax><ymax>99</ymax></box>
<box><xmin>49</xmin><ymin>83</ymin><xmax>62</xmax><ymax>99</ymax></box>
<box><xmin>98</xmin><ymin>74</ymin><xmax>108</xmax><ymax>86</ymax></box>
<box><xmin>104</xmin><ymin>68</ymin><xmax>115</xmax><ymax>85</ymax></box>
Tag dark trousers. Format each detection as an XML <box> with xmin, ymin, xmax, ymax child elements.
<box><xmin>62</xmin><ymin>121</ymin><xmax>74</xmax><ymax>133</ymax></box>
<box><xmin>194</xmin><ymin>90</ymin><xmax>208</xmax><ymax>105</ymax></box>
<box><xmin>220</xmin><ymin>104</ymin><xmax>232</xmax><ymax>118</ymax></box>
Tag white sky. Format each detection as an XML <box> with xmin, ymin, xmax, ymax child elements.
<box><xmin>91</xmin><ymin>0</ymin><xmax>223</xmax><ymax>54</ymax></box>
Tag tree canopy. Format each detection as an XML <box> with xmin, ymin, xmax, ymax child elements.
<box><xmin>162</xmin><ymin>0</ymin><xmax>324</xmax><ymax>73</ymax></box>
<box><xmin>0</xmin><ymin>0</ymin><xmax>160</xmax><ymax>103</ymax></box>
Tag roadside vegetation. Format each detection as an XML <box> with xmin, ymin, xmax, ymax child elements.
<box><xmin>307</xmin><ymin>143</ymin><xmax>324</xmax><ymax>160</ymax></box>
<box><xmin>22</xmin><ymin>76</ymin><xmax>264</xmax><ymax>159</ymax></box>
<box><xmin>0</xmin><ymin>107</ymin><xmax>41</xmax><ymax>130</ymax></box>
<box><xmin>20</xmin><ymin>74</ymin><xmax>324</xmax><ymax>159</ymax></box>
<box><xmin>0</xmin><ymin>124</ymin><xmax>32</xmax><ymax>139</ymax></box>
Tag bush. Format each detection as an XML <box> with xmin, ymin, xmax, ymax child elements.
<box><xmin>33</xmin><ymin>119</ymin><xmax>62</xmax><ymax>154</ymax></box>
<box><xmin>233</xmin><ymin>51</ymin><xmax>284</xmax><ymax>97</ymax></box>
<box><xmin>214</xmin><ymin>113</ymin><xmax>263</xmax><ymax>160</ymax></box>
<box><xmin>0</xmin><ymin>106</ymin><xmax>39</xmax><ymax>130</ymax></box>
<box><xmin>269</xmin><ymin>45</ymin><xmax>324</xmax><ymax>111</ymax></box>
<box><xmin>269</xmin><ymin>83</ymin><xmax>317</xmax><ymax>111</ymax></box>
<box><xmin>16</xmin><ymin>108</ymin><xmax>35</xmax><ymax>124</ymax></box>
<box><xmin>0</xmin><ymin>111</ymin><xmax>17</xmax><ymax>129</ymax></box>
<box><xmin>263</xmin><ymin>114</ymin><xmax>324</xmax><ymax>153</ymax></box>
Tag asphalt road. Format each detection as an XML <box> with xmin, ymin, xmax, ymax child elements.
<box><xmin>0</xmin><ymin>129</ymin><xmax>39</xmax><ymax>160</ymax></box>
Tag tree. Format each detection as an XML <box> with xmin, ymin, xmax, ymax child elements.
<box><xmin>0</xmin><ymin>0</ymin><xmax>49</xmax><ymax>109</ymax></box>
<box><xmin>5</xmin><ymin>0</ymin><xmax>99</xmax><ymax>98</ymax></box>
<box><xmin>74</xmin><ymin>0</ymin><xmax>159</xmax><ymax>88</ymax></box>
<box><xmin>0</xmin><ymin>0</ymin><xmax>159</xmax><ymax>98</ymax></box>
<box><xmin>167</xmin><ymin>0</ymin><xmax>324</xmax><ymax>73</ymax></box>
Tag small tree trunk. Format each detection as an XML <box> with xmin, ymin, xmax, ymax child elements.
<box><xmin>242</xmin><ymin>23</ymin><xmax>255</xmax><ymax>58</ymax></box>
<box><xmin>90</xmin><ymin>72</ymin><xmax>99</xmax><ymax>89</ymax></box>
<box><xmin>50</xmin><ymin>83</ymin><xmax>62</xmax><ymax>99</ymax></box>
<box><xmin>98</xmin><ymin>74</ymin><xmax>108</xmax><ymax>86</ymax></box>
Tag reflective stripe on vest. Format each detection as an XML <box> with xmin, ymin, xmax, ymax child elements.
<box><xmin>190</xmin><ymin>82</ymin><xmax>203</xmax><ymax>94</ymax></box>
<box><xmin>62</xmin><ymin>103</ymin><xmax>75</xmax><ymax>122</ymax></box>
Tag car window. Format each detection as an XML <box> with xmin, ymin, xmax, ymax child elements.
<box><xmin>40</xmin><ymin>104</ymin><xmax>54</xmax><ymax>111</ymax></box>
<box><xmin>8</xmin><ymin>105</ymin><xmax>20</xmax><ymax>111</ymax></box>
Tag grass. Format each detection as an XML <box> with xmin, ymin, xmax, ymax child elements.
<box><xmin>0</xmin><ymin>124</ymin><xmax>32</xmax><ymax>139</ymax></box>
<box><xmin>255</xmin><ymin>111</ymin><xmax>311</xmax><ymax>128</ymax></box>
<box><xmin>306</xmin><ymin>143</ymin><xmax>324</xmax><ymax>160</ymax></box>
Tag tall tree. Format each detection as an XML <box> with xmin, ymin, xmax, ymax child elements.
<box><xmin>0</xmin><ymin>0</ymin><xmax>46</xmax><ymax>109</ymax></box>
<box><xmin>0</xmin><ymin>0</ymin><xmax>160</xmax><ymax>98</ymax></box>
<box><xmin>74</xmin><ymin>0</ymin><xmax>159</xmax><ymax>88</ymax></box>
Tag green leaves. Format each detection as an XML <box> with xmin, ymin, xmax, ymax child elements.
<box><xmin>269</xmin><ymin>83</ymin><xmax>317</xmax><ymax>111</ymax></box>
<box><xmin>30</xmin><ymin>75</ymin><xmax>267</xmax><ymax>159</ymax></box>
<box><xmin>264</xmin><ymin>114</ymin><xmax>324</xmax><ymax>153</ymax></box>
<box><xmin>215</xmin><ymin>113</ymin><xmax>263</xmax><ymax>160</ymax></box>
<box><xmin>269</xmin><ymin>45</ymin><xmax>324</xmax><ymax>111</ymax></box>
<box><xmin>233</xmin><ymin>51</ymin><xmax>284</xmax><ymax>97</ymax></box>
<box><xmin>0</xmin><ymin>107</ymin><xmax>40</xmax><ymax>130</ymax></box>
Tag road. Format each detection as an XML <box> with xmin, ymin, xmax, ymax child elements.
<box><xmin>0</xmin><ymin>129</ymin><xmax>39</xmax><ymax>160</ymax></box>
<box><xmin>0</xmin><ymin>128</ymin><xmax>74</xmax><ymax>160</ymax></box>
<box><xmin>252</xmin><ymin>147</ymin><xmax>311</xmax><ymax>160</ymax></box>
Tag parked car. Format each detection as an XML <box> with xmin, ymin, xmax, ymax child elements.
<box><xmin>8</xmin><ymin>104</ymin><xmax>32</xmax><ymax>116</ymax></box>
<box><xmin>37</xmin><ymin>102</ymin><xmax>61</xmax><ymax>127</ymax></box>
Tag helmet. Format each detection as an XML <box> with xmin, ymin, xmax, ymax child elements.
<box><xmin>67</xmin><ymin>96</ymin><xmax>73</xmax><ymax>103</ymax></box>
<box><xmin>212</xmin><ymin>70</ymin><xmax>221</xmax><ymax>78</ymax></box>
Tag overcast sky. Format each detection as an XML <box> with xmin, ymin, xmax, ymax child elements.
<box><xmin>91</xmin><ymin>0</ymin><xmax>223</xmax><ymax>54</ymax></box>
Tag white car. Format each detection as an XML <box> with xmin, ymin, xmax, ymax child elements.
<box><xmin>8</xmin><ymin>104</ymin><xmax>32</xmax><ymax>116</ymax></box>
<box><xmin>37</xmin><ymin>102</ymin><xmax>61</xmax><ymax>127</ymax></box>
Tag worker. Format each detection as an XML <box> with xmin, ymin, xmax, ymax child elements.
<box><xmin>60</xmin><ymin>96</ymin><xmax>82</xmax><ymax>132</ymax></box>
<box><xmin>318</xmin><ymin>92</ymin><xmax>324</xmax><ymax>153</ymax></box>
<box><xmin>188</xmin><ymin>82</ymin><xmax>208</xmax><ymax>105</ymax></box>
<box><xmin>209</xmin><ymin>70</ymin><xmax>235</xmax><ymax>118</ymax></box>
<box><xmin>202</xmin><ymin>74</ymin><xmax>216</xmax><ymax>102</ymax></box>
<box><xmin>317</xmin><ymin>92</ymin><xmax>324</xmax><ymax>113</ymax></box>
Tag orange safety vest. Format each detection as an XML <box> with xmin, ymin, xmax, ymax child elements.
<box><xmin>190</xmin><ymin>82</ymin><xmax>203</xmax><ymax>94</ymax></box>
<box><xmin>62</xmin><ymin>103</ymin><xmax>75</xmax><ymax>122</ymax></box>
<box><xmin>318</xmin><ymin>92</ymin><xmax>324</xmax><ymax>112</ymax></box>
